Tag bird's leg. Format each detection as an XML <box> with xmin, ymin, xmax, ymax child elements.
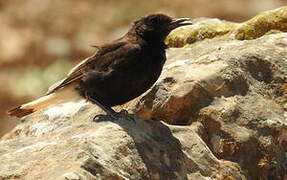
<box><xmin>85</xmin><ymin>92</ymin><xmax>116</xmax><ymax>114</ymax></box>
<box><xmin>85</xmin><ymin>92</ymin><xmax>134</xmax><ymax>121</ymax></box>
<box><xmin>90</xmin><ymin>98</ymin><xmax>116</xmax><ymax>115</ymax></box>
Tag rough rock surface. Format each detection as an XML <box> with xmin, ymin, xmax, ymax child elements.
<box><xmin>1</xmin><ymin>7</ymin><xmax>287</xmax><ymax>180</ymax></box>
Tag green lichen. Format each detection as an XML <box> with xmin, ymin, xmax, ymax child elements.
<box><xmin>166</xmin><ymin>6</ymin><xmax>287</xmax><ymax>47</ymax></box>
<box><xmin>235</xmin><ymin>6</ymin><xmax>287</xmax><ymax>40</ymax></box>
<box><xmin>166</xmin><ymin>22</ymin><xmax>237</xmax><ymax>47</ymax></box>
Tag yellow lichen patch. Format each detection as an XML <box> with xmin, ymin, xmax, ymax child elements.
<box><xmin>166</xmin><ymin>6</ymin><xmax>287</xmax><ymax>47</ymax></box>
<box><xmin>234</xmin><ymin>6</ymin><xmax>287</xmax><ymax>40</ymax></box>
<box><xmin>166</xmin><ymin>22</ymin><xmax>237</xmax><ymax>47</ymax></box>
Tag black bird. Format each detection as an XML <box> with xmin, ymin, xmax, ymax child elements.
<box><xmin>8</xmin><ymin>14</ymin><xmax>191</xmax><ymax>118</ymax></box>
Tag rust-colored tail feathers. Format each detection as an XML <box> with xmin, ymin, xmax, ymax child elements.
<box><xmin>7</xmin><ymin>86</ymin><xmax>82</xmax><ymax>118</ymax></box>
<box><xmin>7</xmin><ymin>106</ymin><xmax>35</xmax><ymax>118</ymax></box>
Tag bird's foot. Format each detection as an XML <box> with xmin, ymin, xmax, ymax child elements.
<box><xmin>110</xmin><ymin>109</ymin><xmax>135</xmax><ymax>122</ymax></box>
<box><xmin>93</xmin><ymin>114</ymin><xmax>108</xmax><ymax>122</ymax></box>
<box><xmin>93</xmin><ymin>109</ymin><xmax>135</xmax><ymax>122</ymax></box>
<box><xmin>118</xmin><ymin>109</ymin><xmax>129</xmax><ymax>115</ymax></box>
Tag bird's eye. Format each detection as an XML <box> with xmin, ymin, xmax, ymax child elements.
<box><xmin>150</xmin><ymin>17</ymin><xmax>158</xmax><ymax>24</ymax></box>
<box><xmin>150</xmin><ymin>18</ymin><xmax>157</xmax><ymax>23</ymax></box>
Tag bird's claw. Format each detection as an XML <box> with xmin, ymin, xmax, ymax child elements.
<box><xmin>111</xmin><ymin>110</ymin><xmax>135</xmax><ymax>122</ymax></box>
<box><xmin>92</xmin><ymin>109</ymin><xmax>135</xmax><ymax>122</ymax></box>
<box><xmin>93</xmin><ymin>114</ymin><xmax>108</xmax><ymax>122</ymax></box>
<box><xmin>119</xmin><ymin>109</ymin><xmax>129</xmax><ymax>115</ymax></box>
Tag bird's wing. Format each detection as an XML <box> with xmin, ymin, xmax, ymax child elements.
<box><xmin>46</xmin><ymin>55</ymin><xmax>95</xmax><ymax>95</ymax></box>
<box><xmin>46</xmin><ymin>41</ymin><xmax>141</xmax><ymax>95</ymax></box>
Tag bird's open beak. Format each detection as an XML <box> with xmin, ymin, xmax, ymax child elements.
<box><xmin>168</xmin><ymin>18</ymin><xmax>192</xmax><ymax>30</ymax></box>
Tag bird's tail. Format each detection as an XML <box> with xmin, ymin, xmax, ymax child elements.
<box><xmin>7</xmin><ymin>86</ymin><xmax>82</xmax><ymax>118</ymax></box>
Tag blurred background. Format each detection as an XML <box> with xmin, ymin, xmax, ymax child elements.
<box><xmin>0</xmin><ymin>0</ymin><xmax>286</xmax><ymax>136</ymax></box>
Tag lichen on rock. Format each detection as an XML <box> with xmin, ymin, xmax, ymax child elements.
<box><xmin>166</xmin><ymin>18</ymin><xmax>238</xmax><ymax>47</ymax></box>
<box><xmin>166</xmin><ymin>6</ymin><xmax>287</xmax><ymax>47</ymax></box>
<box><xmin>234</xmin><ymin>6</ymin><xmax>287</xmax><ymax>40</ymax></box>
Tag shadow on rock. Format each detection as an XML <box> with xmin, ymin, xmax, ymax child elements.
<box><xmin>93</xmin><ymin>114</ymin><xmax>193</xmax><ymax>180</ymax></box>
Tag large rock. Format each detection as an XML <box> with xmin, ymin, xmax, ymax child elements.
<box><xmin>1</xmin><ymin>7</ymin><xmax>287</xmax><ymax>180</ymax></box>
<box><xmin>0</xmin><ymin>116</ymin><xmax>245</xmax><ymax>180</ymax></box>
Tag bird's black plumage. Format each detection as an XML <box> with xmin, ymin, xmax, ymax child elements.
<box><xmin>8</xmin><ymin>14</ymin><xmax>191</xmax><ymax>118</ymax></box>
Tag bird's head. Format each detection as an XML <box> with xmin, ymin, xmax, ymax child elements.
<box><xmin>130</xmin><ymin>14</ymin><xmax>192</xmax><ymax>44</ymax></box>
